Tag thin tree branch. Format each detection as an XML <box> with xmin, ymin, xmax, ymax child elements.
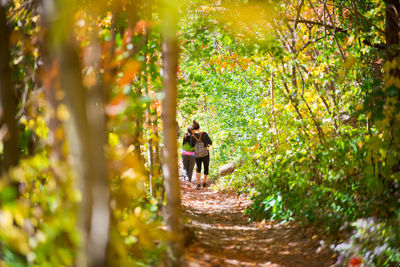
<box><xmin>179</xmin><ymin>26</ymin><xmax>210</xmax><ymax>37</ymax></box>
<box><xmin>285</xmin><ymin>18</ymin><xmax>348</xmax><ymax>34</ymax></box>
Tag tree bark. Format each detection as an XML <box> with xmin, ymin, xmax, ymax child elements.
<box><xmin>127</xmin><ymin>1</ymin><xmax>144</xmax><ymax>158</ymax></box>
<box><xmin>132</xmin><ymin>83</ymin><xmax>144</xmax><ymax>158</ymax></box>
<box><xmin>0</xmin><ymin>5</ymin><xmax>19</xmax><ymax>172</ymax></box>
<box><xmin>269</xmin><ymin>73</ymin><xmax>279</xmax><ymax>148</ymax></box>
<box><xmin>269</xmin><ymin>73</ymin><xmax>278</xmax><ymax>137</ymax></box>
<box><xmin>85</xmin><ymin>25</ymin><xmax>111</xmax><ymax>267</ymax></box>
<box><xmin>153</xmin><ymin>106</ymin><xmax>163</xmax><ymax>202</ymax></box>
<box><xmin>50</xmin><ymin>1</ymin><xmax>110</xmax><ymax>265</ymax></box>
<box><xmin>59</xmin><ymin>35</ymin><xmax>110</xmax><ymax>267</ymax></box>
<box><xmin>385</xmin><ymin>0</ymin><xmax>400</xmax><ymax>61</ymax></box>
<box><xmin>161</xmin><ymin>0</ymin><xmax>185</xmax><ymax>265</ymax></box>
<box><xmin>126</xmin><ymin>0</ymin><xmax>138</xmax><ymax>29</ymax></box>
<box><xmin>143</xmin><ymin>27</ymin><xmax>157</xmax><ymax>197</ymax></box>
<box><xmin>38</xmin><ymin>0</ymin><xmax>65</xmax><ymax>161</ymax></box>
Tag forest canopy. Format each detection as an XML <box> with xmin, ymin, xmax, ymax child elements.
<box><xmin>1</xmin><ymin>0</ymin><xmax>400</xmax><ymax>266</ymax></box>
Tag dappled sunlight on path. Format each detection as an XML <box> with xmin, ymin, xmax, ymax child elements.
<box><xmin>181</xmin><ymin>179</ymin><xmax>336</xmax><ymax>267</ymax></box>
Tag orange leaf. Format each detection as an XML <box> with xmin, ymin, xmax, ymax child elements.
<box><xmin>83</xmin><ymin>73</ymin><xmax>97</xmax><ymax>88</ymax></box>
<box><xmin>135</xmin><ymin>20</ymin><xmax>147</xmax><ymax>35</ymax></box>
<box><xmin>9</xmin><ymin>31</ymin><xmax>22</xmax><ymax>46</ymax></box>
<box><xmin>123</xmin><ymin>29</ymin><xmax>133</xmax><ymax>45</ymax></box>
<box><xmin>106</xmin><ymin>94</ymin><xmax>128</xmax><ymax>116</ymax></box>
<box><xmin>117</xmin><ymin>60</ymin><xmax>141</xmax><ymax>87</ymax></box>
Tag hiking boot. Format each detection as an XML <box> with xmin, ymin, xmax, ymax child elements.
<box><xmin>202</xmin><ymin>182</ymin><xmax>208</xmax><ymax>188</ymax></box>
<box><xmin>196</xmin><ymin>184</ymin><xmax>201</xmax><ymax>190</ymax></box>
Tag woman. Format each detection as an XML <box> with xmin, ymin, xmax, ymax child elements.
<box><xmin>182</xmin><ymin>126</ymin><xmax>195</xmax><ymax>183</ymax></box>
<box><xmin>190</xmin><ymin>120</ymin><xmax>212</xmax><ymax>190</ymax></box>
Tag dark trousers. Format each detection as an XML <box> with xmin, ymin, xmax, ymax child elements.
<box><xmin>182</xmin><ymin>154</ymin><xmax>195</xmax><ymax>182</ymax></box>
<box><xmin>195</xmin><ymin>154</ymin><xmax>210</xmax><ymax>175</ymax></box>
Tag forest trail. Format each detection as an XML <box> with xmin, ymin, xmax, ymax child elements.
<box><xmin>180</xmin><ymin>178</ymin><xmax>337</xmax><ymax>267</ymax></box>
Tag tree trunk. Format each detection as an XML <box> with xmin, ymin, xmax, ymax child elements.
<box><xmin>126</xmin><ymin>1</ymin><xmax>145</xmax><ymax>160</ymax></box>
<box><xmin>269</xmin><ymin>73</ymin><xmax>279</xmax><ymax>148</ymax></box>
<box><xmin>59</xmin><ymin>35</ymin><xmax>110</xmax><ymax>267</ymax></box>
<box><xmin>0</xmin><ymin>5</ymin><xmax>19</xmax><ymax>172</ymax></box>
<box><xmin>38</xmin><ymin>0</ymin><xmax>65</xmax><ymax>161</ymax></box>
<box><xmin>153</xmin><ymin>107</ymin><xmax>163</xmax><ymax>202</ymax></box>
<box><xmin>126</xmin><ymin>0</ymin><xmax>138</xmax><ymax>30</ymax></box>
<box><xmin>161</xmin><ymin>0</ymin><xmax>185</xmax><ymax>265</ymax></box>
<box><xmin>85</xmin><ymin>26</ymin><xmax>111</xmax><ymax>267</ymax></box>
<box><xmin>143</xmin><ymin>28</ymin><xmax>157</xmax><ymax>197</ymax></box>
<box><xmin>50</xmin><ymin>2</ymin><xmax>110</xmax><ymax>264</ymax></box>
<box><xmin>132</xmin><ymin>84</ymin><xmax>144</xmax><ymax>158</ymax></box>
<box><xmin>385</xmin><ymin>0</ymin><xmax>400</xmax><ymax>61</ymax></box>
<box><xmin>147</xmin><ymin>120</ymin><xmax>156</xmax><ymax>197</ymax></box>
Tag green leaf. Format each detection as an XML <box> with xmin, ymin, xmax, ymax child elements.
<box><xmin>385</xmin><ymin>85</ymin><xmax>399</xmax><ymax>97</ymax></box>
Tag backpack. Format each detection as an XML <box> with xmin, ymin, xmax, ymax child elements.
<box><xmin>192</xmin><ymin>132</ymin><xmax>208</xmax><ymax>158</ymax></box>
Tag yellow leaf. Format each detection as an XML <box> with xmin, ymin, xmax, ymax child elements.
<box><xmin>108</xmin><ymin>132</ymin><xmax>119</xmax><ymax>147</ymax></box>
<box><xmin>0</xmin><ymin>210</ymin><xmax>13</xmax><ymax>228</ymax></box>
<box><xmin>57</xmin><ymin>104</ymin><xmax>70</xmax><ymax>121</ymax></box>
<box><xmin>386</xmin><ymin>75</ymin><xmax>396</xmax><ymax>87</ymax></box>
<box><xmin>343</xmin><ymin>56</ymin><xmax>356</xmax><ymax>69</ymax></box>
<box><xmin>55</xmin><ymin>127</ymin><xmax>65</xmax><ymax>140</ymax></box>
<box><xmin>14</xmin><ymin>209</ymin><xmax>25</xmax><ymax>227</ymax></box>
<box><xmin>355</xmin><ymin>103</ymin><xmax>363</xmax><ymax>111</ymax></box>
<box><xmin>394</xmin><ymin>78</ymin><xmax>400</xmax><ymax>89</ymax></box>
<box><xmin>347</xmin><ymin>35</ymin><xmax>354</xmax><ymax>45</ymax></box>
<box><xmin>384</xmin><ymin>60</ymin><xmax>391</xmax><ymax>72</ymax></box>
<box><xmin>118</xmin><ymin>60</ymin><xmax>141</xmax><ymax>87</ymax></box>
<box><xmin>4</xmin><ymin>226</ymin><xmax>30</xmax><ymax>255</ymax></box>
<box><xmin>338</xmin><ymin>69</ymin><xmax>345</xmax><ymax>81</ymax></box>
<box><xmin>391</xmin><ymin>59</ymin><xmax>398</xmax><ymax>68</ymax></box>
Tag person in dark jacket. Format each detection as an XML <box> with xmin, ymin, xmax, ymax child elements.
<box><xmin>182</xmin><ymin>126</ymin><xmax>195</xmax><ymax>183</ymax></box>
<box><xmin>190</xmin><ymin>120</ymin><xmax>212</xmax><ymax>190</ymax></box>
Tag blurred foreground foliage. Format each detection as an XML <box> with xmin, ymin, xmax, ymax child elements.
<box><xmin>0</xmin><ymin>155</ymin><xmax>78</xmax><ymax>266</ymax></box>
<box><xmin>0</xmin><ymin>0</ymin><xmax>167</xmax><ymax>266</ymax></box>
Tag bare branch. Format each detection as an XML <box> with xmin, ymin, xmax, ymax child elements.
<box><xmin>285</xmin><ymin>18</ymin><xmax>348</xmax><ymax>34</ymax></box>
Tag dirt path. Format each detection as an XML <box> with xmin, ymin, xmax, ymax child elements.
<box><xmin>181</xmin><ymin>179</ymin><xmax>337</xmax><ymax>267</ymax></box>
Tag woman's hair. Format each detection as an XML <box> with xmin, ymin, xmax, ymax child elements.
<box><xmin>183</xmin><ymin>126</ymin><xmax>193</xmax><ymax>142</ymax></box>
<box><xmin>192</xmin><ymin>120</ymin><xmax>200</xmax><ymax>130</ymax></box>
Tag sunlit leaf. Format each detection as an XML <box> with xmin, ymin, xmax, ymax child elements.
<box><xmin>106</xmin><ymin>94</ymin><xmax>128</xmax><ymax>116</ymax></box>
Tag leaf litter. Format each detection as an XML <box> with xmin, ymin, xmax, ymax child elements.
<box><xmin>181</xmin><ymin>177</ymin><xmax>337</xmax><ymax>267</ymax></box>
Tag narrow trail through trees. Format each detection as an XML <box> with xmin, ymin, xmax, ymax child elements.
<box><xmin>180</xmin><ymin>178</ymin><xmax>337</xmax><ymax>266</ymax></box>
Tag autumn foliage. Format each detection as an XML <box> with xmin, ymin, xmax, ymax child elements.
<box><xmin>1</xmin><ymin>0</ymin><xmax>400</xmax><ymax>266</ymax></box>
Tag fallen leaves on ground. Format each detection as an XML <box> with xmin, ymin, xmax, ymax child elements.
<box><xmin>180</xmin><ymin>178</ymin><xmax>337</xmax><ymax>267</ymax></box>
